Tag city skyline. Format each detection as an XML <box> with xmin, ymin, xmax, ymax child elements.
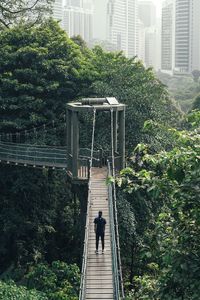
<box><xmin>52</xmin><ymin>0</ymin><xmax>200</xmax><ymax>74</ymax></box>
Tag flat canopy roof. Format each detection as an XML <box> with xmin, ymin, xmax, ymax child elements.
<box><xmin>67</xmin><ymin>97</ymin><xmax>126</xmax><ymax>112</ymax></box>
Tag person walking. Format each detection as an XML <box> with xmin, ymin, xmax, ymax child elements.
<box><xmin>94</xmin><ymin>210</ymin><xmax>106</xmax><ymax>254</ymax></box>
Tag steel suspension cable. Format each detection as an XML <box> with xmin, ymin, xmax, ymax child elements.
<box><xmin>110</xmin><ymin>109</ymin><xmax>125</xmax><ymax>299</ymax></box>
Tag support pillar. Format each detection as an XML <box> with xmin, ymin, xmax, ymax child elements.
<box><xmin>66</xmin><ymin>109</ymin><xmax>72</xmax><ymax>155</ymax></box>
<box><xmin>72</xmin><ymin>111</ymin><xmax>79</xmax><ymax>178</ymax></box>
<box><xmin>119</xmin><ymin>108</ymin><xmax>125</xmax><ymax>170</ymax></box>
<box><xmin>113</xmin><ymin>110</ymin><xmax>118</xmax><ymax>153</ymax></box>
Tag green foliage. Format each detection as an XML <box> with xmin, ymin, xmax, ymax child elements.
<box><xmin>118</xmin><ymin>114</ymin><xmax>200</xmax><ymax>299</ymax></box>
<box><xmin>90</xmin><ymin>47</ymin><xmax>181</xmax><ymax>152</ymax></box>
<box><xmin>26</xmin><ymin>261</ymin><xmax>80</xmax><ymax>300</ymax></box>
<box><xmin>157</xmin><ymin>71</ymin><xmax>200</xmax><ymax>112</ymax></box>
<box><xmin>192</xmin><ymin>94</ymin><xmax>200</xmax><ymax>110</ymax></box>
<box><xmin>0</xmin><ymin>19</ymin><xmax>193</xmax><ymax>300</ymax></box>
<box><xmin>0</xmin><ymin>166</ymin><xmax>82</xmax><ymax>274</ymax></box>
<box><xmin>0</xmin><ymin>280</ymin><xmax>47</xmax><ymax>300</ymax></box>
<box><xmin>192</xmin><ymin>70</ymin><xmax>200</xmax><ymax>83</ymax></box>
<box><xmin>0</xmin><ymin>19</ymin><xmax>90</xmax><ymax>139</ymax></box>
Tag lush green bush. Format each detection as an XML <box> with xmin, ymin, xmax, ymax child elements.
<box><xmin>0</xmin><ymin>280</ymin><xmax>47</xmax><ymax>300</ymax></box>
<box><xmin>193</xmin><ymin>94</ymin><xmax>200</xmax><ymax>110</ymax></box>
<box><xmin>26</xmin><ymin>261</ymin><xmax>80</xmax><ymax>300</ymax></box>
<box><xmin>118</xmin><ymin>113</ymin><xmax>200</xmax><ymax>299</ymax></box>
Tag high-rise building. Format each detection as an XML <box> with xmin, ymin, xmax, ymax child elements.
<box><xmin>137</xmin><ymin>19</ymin><xmax>145</xmax><ymax>64</ymax></box>
<box><xmin>93</xmin><ymin>0</ymin><xmax>108</xmax><ymax>41</ymax></box>
<box><xmin>107</xmin><ymin>0</ymin><xmax>138</xmax><ymax>58</ymax></box>
<box><xmin>53</xmin><ymin>0</ymin><xmax>63</xmax><ymax>24</ymax></box>
<box><xmin>145</xmin><ymin>27</ymin><xmax>157</xmax><ymax>68</ymax></box>
<box><xmin>83</xmin><ymin>0</ymin><xmax>93</xmax><ymax>10</ymax></box>
<box><xmin>138</xmin><ymin>0</ymin><xmax>156</xmax><ymax>28</ymax></box>
<box><xmin>63</xmin><ymin>6</ymin><xmax>93</xmax><ymax>42</ymax></box>
<box><xmin>174</xmin><ymin>0</ymin><xmax>200</xmax><ymax>74</ymax></box>
<box><xmin>161</xmin><ymin>0</ymin><xmax>175</xmax><ymax>74</ymax></box>
<box><xmin>137</xmin><ymin>0</ymin><xmax>160</xmax><ymax>70</ymax></box>
<box><xmin>65</xmin><ymin>0</ymin><xmax>82</xmax><ymax>7</ymax></box>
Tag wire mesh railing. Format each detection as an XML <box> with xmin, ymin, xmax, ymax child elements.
<box><xmin>79</xmin><ymin>160</ymin><xmax>92</xmax><ymax>300</ymax></box>
<box><xmin>0</xmin><ymin>141</ymin><xmax>67</xmax><ymax>167</ymax></box>
<box><xmin>79</xmin><ymin>109</ymin><xmax>96</xmax><ymax>300</ymax></box>
<box><xmin>107</xmin><ymin>160</ymin><xmax>124</xmax><ymax>300</ymax></box>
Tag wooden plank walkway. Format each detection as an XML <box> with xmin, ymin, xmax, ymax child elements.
<box><xmin>85</xmin><ymin>167</ymin><xmax>114</xmax><ymax>300</ymax></box>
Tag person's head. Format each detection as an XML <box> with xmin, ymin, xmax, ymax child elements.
<box><xmin>98</xmin><ymin>210</ymin><xmax>102</xmax><ymax>218</ymax></box>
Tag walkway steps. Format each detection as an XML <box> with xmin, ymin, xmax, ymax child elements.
<box><xmin>85</xmin><ymin>167</ymin><xmax>114</xmax><ymax>300</ymax></box>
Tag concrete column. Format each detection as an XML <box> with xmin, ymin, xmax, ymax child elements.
<box><xmin>66</xmin><ymin>109</ymin><xmax>72</xmax><ymax>155</ymax></box>
<box><xmin>119</xmin><ymin>108</ymin><xmax>125</xmax><ymax>170</ymax></box>
<box><xmin>113</xmin><ymin>110</ymin><xmax>118</xmax><ymax>153</ymax></box>
<box><xmin>72</xmin><ymin>111</ymin><xmax>79</xmax><ymax>178</ymax></box>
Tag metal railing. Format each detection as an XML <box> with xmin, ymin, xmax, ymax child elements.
<box><xmin>0</xmin><ymin>141</ymin><xmax>67</xmax><ymax>167</ymax></box>
<box><xmin>79</xmin><ymin>160</ymin><xmax>92</xmax><ymax>300</ymax></box>
<box><xmin>107</xmin><ymin>160</ymin><xmax>125</xmax><ymax>300</ymax></box>
<box><xmin>79</xmin><ymin>109</ymin><xmax>96</xmax><ymax>300</ymax></box>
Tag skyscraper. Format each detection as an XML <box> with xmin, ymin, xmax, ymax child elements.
<box><xmin>161</xmin><ymin>0</ymin><xmax>175</xmax><ymax>73</ymax></box>
<box><xmin>93</xmin><ymin>0</ymin><xmax>108</xmax><ymax>41</ymax></box>
<box><xmin>65</xmin><ymin>0</ymin><xmax>82</xmax><ymax>7</ymax></box>
<box><xmin>138</xmin><ymin>0</ymin><xmax>156</xmax><ymax>28</ymax></box>
<box><xmin>107</xmin><ymin>0</ymin><xmax>138</xmax><ymax>58</ymax></box>
<box><xmin>138</xmin><ymin>0</ymin><xmax>160</xmax><ymax>70</ymax></box>
<box><xmin>53</xmin><ymin>0</ymin><xmax>63</xmax><ymax>24</ymax></box>
<box><xmin>145</xmin><ymin>27</ymin><xmax>157</xmax><ymax>68</ymax></box>
<box><xmin>175</xmin><ymin>0</ymin><xmax>200</xmax><ymax>74</ymax></box>
<box><xmin>137</xmin><ymin>19</ymin><xmax>145</xmax><ymax>64</ymax></box>
<box><xmin>63</xmin><ymin>2</ymin><xmax>93</xmax><ymax>42</ymax></box>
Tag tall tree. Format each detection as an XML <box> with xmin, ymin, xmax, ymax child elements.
<box><xmin>0</xmin><ymin>0</ymin><xmax>54</xmax><ymax>29</ymax></box>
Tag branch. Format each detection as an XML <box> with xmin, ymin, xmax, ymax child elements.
<box><xmin>0</xmin><ymin>0</ymin><xmax>40</xmax><ymax>15</ymax></box>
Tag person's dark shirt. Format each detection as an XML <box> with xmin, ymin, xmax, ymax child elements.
<box><xmin>94</xmin><ymin>216</ymin><xmax>106</xmax><ymax>235</ymax></box>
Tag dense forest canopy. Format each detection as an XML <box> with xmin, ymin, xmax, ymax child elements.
<box><xmin>0</xmin><ymin>19</ymin><xmax>199</xmax><ymax>300</ymax></box>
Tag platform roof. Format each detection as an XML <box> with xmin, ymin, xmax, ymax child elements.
<box><xmin>67</xmin><ymin>97</ymin><xmax>126</xmax><ymax>112</ymax></box>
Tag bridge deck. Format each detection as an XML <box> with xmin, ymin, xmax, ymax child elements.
<box><xmin>85</xmin><ymin>168</ymin><xmax>114</xmax><ymax>300</ymax></box>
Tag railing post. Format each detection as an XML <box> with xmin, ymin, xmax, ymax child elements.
<box><xmin>119</xmin><ymin>108</ymin><xmax>125</xmax><ymax>170</ymax></box>
<box><xmin>99</xmin><ymin>148</ymin><xmax>103</xmax><ymax>168</ymax></box>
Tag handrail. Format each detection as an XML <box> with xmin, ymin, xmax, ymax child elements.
<box><xmin>107</xmin><ymin>160</ymin><xmax>125</xmax><ymax>299</ymax></box>
<box><xmin>110</xmin><ymin>109</ymin><xmax>125</xmax><ymax>299</ymax></box>
<box><xmin>0</xmin><ymin>141</ymin><xmax>67</xmax><ymax>151</ymax></box>
<box><xmin>79</xmin><ymin>109</ymin><xmax>96</xmax><ymax>300</ymax></box>
<box><xmin>79</xmin><ymin>159</ymin><xmax>92</xmax><ymax>300</ymax></box>
<box><xmin>107</xmin><ymin>161</ymin><xmax>120</xmax><ymax>299</ymax></box>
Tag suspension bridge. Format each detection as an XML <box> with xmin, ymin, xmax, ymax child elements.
<box><xmin>0</xmin><ymin>98</ymin><xmax>126</xmax><ymax>299</ymax></box>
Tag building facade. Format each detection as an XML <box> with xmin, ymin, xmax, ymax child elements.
<box><xmin>93</xmin><ymin>0</ymin><xmax>108</xmax><ymax>41</ymax></box>
<box><xmin>65</xmin><ymin>0</ymin><xmax>82</xmax><ymax>7</ymax></box>
<box><xmin>161</xmin><ymin>0</ymin><xmax>175</xmax><ymax>74</ymax></box>
<box><xmin>107</xmin><ymin>0</ymin><xmax>138</xmax><ymax>58</ymax></box>
<box><xmin>63</xmin><ymin>5</ymin><xmax>93</xmax><ymax>42</ymax></box>
<box><xmin>174</xmin><ymin>0</ymin><xmax>200</xmax><ymax>74</ymax></box>
<box><xmin>53</xmin><ymin>0</ymin><xmax>63</xmax><ymax>25</ymax></box>
<box><xmin>137</xmin><ymin>19</ymin><xmax>145</xmax><ymax>64</ymax></box>
<box><xmin>138</xmin><ymin>0</ymin><xmax>156</xmax><ymax>28</ymax></box>
<box><xmin>138</xmin><ymin>0</ymin><xmax>160</xmax><ymax>70</ymax></box>
<box><xmin>145</xmin><ymin>27</ymin><xmax>157</xmax><ymax>68</ymax></box>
